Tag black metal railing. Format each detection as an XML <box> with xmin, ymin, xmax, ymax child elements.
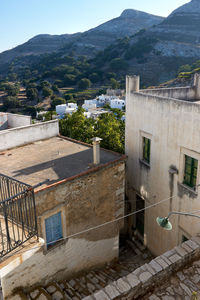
<box><xmin>0</xmin><ymin>174</ymin><xmax>38</xmax><ymax>258</ymax></box>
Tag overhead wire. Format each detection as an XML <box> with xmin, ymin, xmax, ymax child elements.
<box><xmin>2</xmin><ymin>193</ymin><xmax>177</xmax><ymax>259</ymax></box>
<box><xmin>3</xmin><ymin>193</ymin><xmax>200</xmax><ymax>260</ymax></box>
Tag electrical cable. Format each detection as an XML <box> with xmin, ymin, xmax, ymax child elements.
<box><xmin>1</xmin><ymin>194</ymin><xmax>177</xmax><ymax>259</ymax></box>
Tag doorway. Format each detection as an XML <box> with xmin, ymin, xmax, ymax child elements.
<box><xmin>135</xmin><ymin>195</ymin><xmax>145</xmax><ymax>240</ymax></box>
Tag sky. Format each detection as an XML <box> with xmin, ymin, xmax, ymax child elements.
<box><xmin>0</xmin><ymin>0</ymin><xmax>190</xmax><ymax>53</ymax></box>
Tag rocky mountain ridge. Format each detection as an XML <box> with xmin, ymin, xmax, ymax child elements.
<box><xmin>0</xmin><ymin>9</ymin><xmax>164</xmax><ymax>68</ymax></box>
<box><xmin>148</xmin><ymin>0</ymin><xmax>200</xmax><ymax>44</ymax></box>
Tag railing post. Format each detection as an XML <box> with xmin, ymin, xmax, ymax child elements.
<box><xmin>3</xmin><ymin>202</ymin><xmax>11</xmax><ymax>251</ymax></box>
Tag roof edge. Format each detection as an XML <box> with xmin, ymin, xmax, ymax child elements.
<box><xmin>35</xmin><ymin>154</ymin><xmax>127</xmax><ymax>194</ymax></box>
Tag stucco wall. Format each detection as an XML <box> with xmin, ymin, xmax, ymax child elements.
<box><xmin>1</xmin><ymin>161</ymin><xmax>125</xmax><ymax>299</ymax></box>
<box><xmin>0</xmin><ymin>113</ymin><xmax>31</xmax><ymax>131</ymax></box>
<box><xmin>0</xmin><ymin>113</ymin><xmax>8</xmax><ymax>130</ymax></box>
<box><xmin>140</xmin><ymin>86</ymin><xmax>196</xmax><ymax>101</ymax></box>
<box><xmin>125</xmin><ymin>88</ymin><xmax>200</xmax><ymax>256</ymax></box>
<box><xmin>7</xmin><ymin>113</ymin><xmax>31</xmax><ymax>128</ymax></box>
<box><xmin>0</xmin><ymin>120</ymin><xmax>59</xmax><ymax>151</ymax></box>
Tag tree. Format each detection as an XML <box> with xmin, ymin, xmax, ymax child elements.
<box><xmin>42</xmin><ymin>87</ymin><xmax>53</xmax><ymax>98</ymax></box>
<box><xmin>96</xmin><ymin>113</ymin><xmax>124</xmax><ymax>153</ymax></box>
<box><xmin>64</xmin><ymin>74</ymin><xmax>76</xmax><ymax>86</ymax></box>
<box><xmin>103</xmin><ymin>104</ymin><xmax>111</xmax><ymax>110</ymax></box>
<box><xmin>59</xmin><ymin>109</ymin><xmax>125</xmax><ymax>153</ymax></box>
<box><xmin>51</xmin><ymin>97</ymin><xmax>66</xmax><ymax>109</ymax></box>
<box><xmin>110</xmin><ymin>78</ymin><xmax>120</xmax><ymax>89</ymax></box>
<box><xmin>64</xmin><ymin>93</ymin><xmax>74</xmax><ymax>101</ymax></box>
<box><xmin>59</xmin><ymin>107</ymin><xmax>95</xmax><ymax>143</ymax></box>
<box><xmin>8</xmin><ymin>73</ymin><xmax>17</xmax><ymax>82</ymax></box>
<box><xmin>40</xmin><ymin>80</ymin><xmax>51</xmax><ymax>89</ymax></box>
<box><xmin>178</xmin><ymin>64</ymin><xmax>192</xmax><ymax>73</ymax></box>
<box><xmin>24</xmin><ymin>106</ymin><xmax>37</xmax><ymax>118</ymax></box>
<box><xmin>52</xmin><ymin>84</ymin><xmax>59</xmax><ymax>92</ymax></box>
<box><xmin>26</xmin><ymin>87</ymin><xmax>38</xmax><ymax>101</ymax></box>
<box><xmin>5</xmin><ymin>83</ymin><xmax>20</xmax><ymax>96</ymax></box>
<box><xmin>89</xmin><ymin>73</ymin><xmax>99</xmax><ymax>83</ymax></box>
<box><xmin>78</xmin><ymin>78</ymin><xmax>91</xmax><ymax>90</ymax></box>
<box><xmin>44</xmin><ymin>111</ymin><xmax>57</xmax><ymax>121</ymax></box>
<box><xmin>3</xmin><ymin>96</ymin><xmax>20</xmax><ymax>109</ymax></box>
<box><xmin>54</xmin><ymin>80</ymin><xmax>64</xmax><ymax>88</ymax></box>
<box><xmin>110</xmin><ymin>58</ymin><xmax>128</xmax><ymax>72</ymax></box>
<box><xmin>106</xmin><ymin>72</ymin><xmax>117</xmax><ymax>80</ymax></box>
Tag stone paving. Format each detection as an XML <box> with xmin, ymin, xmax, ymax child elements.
<box><xmin>26</xmin><ymin>240</ymin><xmax>153</xmax><ymax>300</ymax></box>
<box><xmin>7</xmin><ymin>237</ymin><xmax>200</xmax><ymax>300</ymax></box>
<box><xmin>144</xmin><ymin>260</ymin><xmax>200</xmax><ymax>300</ymax></box>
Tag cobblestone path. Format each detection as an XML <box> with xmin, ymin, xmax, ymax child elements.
<box><xmin>144</xmin><ymin>260</ymin><xmax>200</xmax><ymax>300</ymax></box>
<box><xmin>27</xmin><ymin>240</ymin><xmax>153</xmax><ymax>300</ymax></box>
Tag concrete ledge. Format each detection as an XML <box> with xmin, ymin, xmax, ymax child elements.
<box><xmin>0</xmin><ymin>120</ymin><xmax>59</xmax><ymax>151</ymax></box>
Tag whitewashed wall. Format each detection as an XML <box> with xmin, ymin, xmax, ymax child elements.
<box><xmin>126</xmin><ymin>76</ymin><xmax>200</xmax><ymax>256</ymax></box>
<box><xmin>0</xmin><ymin>120</ymin><xmax>59</xmax><ymax>151</ymax></box>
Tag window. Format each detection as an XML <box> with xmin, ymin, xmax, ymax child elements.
<box><xmin>45</xmin><ymin>212</ymin><xmax>63</xmax><ymax>249</ymax></box>
<box><xmin>143</xmin><ymin>137</ymin><xmax>151</xmax><ymax>164</ymax></box>
<box><xmin>183</xmin><ymin>155</ymin><xmax>198</xmax><ymax>189</ymax></box>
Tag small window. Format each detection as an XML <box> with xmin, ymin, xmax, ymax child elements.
<box><xmin>143</xmin><ymin>137</ymin><xmax>151</xmax><ymax>164</ymax></box>
<box><xmin>45</xmin><ymin>212</ymin><xmax>63</xmax><ymax>249</ymax></box>
<box><xmin>183</xmin><ymin>155</ymin><xmax>198</xmax><ymax>189</ymax></box>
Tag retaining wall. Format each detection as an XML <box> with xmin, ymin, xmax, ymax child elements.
<box><xmin>83</xmin><ymin>237</ymin><xmax>200</xmax><ymax>300</ymax></box>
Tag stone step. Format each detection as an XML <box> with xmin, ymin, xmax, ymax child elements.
<box><xmin>132</xmin><ymin>236</ymin><xmax>146</xmax><ymax>252</ymax></box>
<box><xmin>126</xmin><ymin>240</ymin><xmax>142</xmax><ymax>256</ymax></box>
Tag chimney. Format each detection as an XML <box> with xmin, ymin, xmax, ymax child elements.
<box><xmin>193</xmin><ymin>73</ymin><xmax>200</xmax><ymax>100</ymax></box>
<box><xmin>126</xmin><ymin>75</ymin><xmax>140</xmax><ymax>94</ymax></box>
<box><xmin>92</xmin><ymin>137</ymin><xmax>102</xmax><ymax>165</ymax></box>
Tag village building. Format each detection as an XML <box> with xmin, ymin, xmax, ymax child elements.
<box><xmin>110</xmin><ymin>99</ymin><xmax>125</xmax><ymax>110</ymax></box>
<box><xmin>56</xmin><ymin>103</ymin><xmax>78</xmax><ymax>118</ymax></box>
<box><xmin>125</xmin><ymin>74</ymin><xmax>200</xmax><ymax>257</ymax></box>
<box><xmin>0</xmin><ymin>117</ymin><xmax>126</xmax><ymax>300</ymax></box>
<box><xmin>82</xmin><ymin>99</ymin><xmax>97</xmax><ymax>111</ymax></box>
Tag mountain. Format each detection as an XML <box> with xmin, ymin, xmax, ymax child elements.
<box><xmin>0</xmin><ymin>9</ymin><xmax>164</xmax><ymax>68</ymax></box>
<box><xmin>2</xmin><ymin>1</ymin><xmax>200</xmax><ymax>88</ymax></box>
<box><xmin>92</xmin><ymin>0</ymin><xmax>200</xmax><ymax>86</ymax></box>
<box><xmin>147</xmin><ymin>0</ymin><xmax>200</xmax><ymax>55</ymax></box>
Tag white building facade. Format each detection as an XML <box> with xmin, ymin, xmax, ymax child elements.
<box><xmin>56</xmin><ymin>103</ymin><xmax>77</xmax><ymax>118</ymax></box>
<box><xmin>125</xmin><ymin>75</ymin><xmax>200</xmax><ymax>256</ymax></box>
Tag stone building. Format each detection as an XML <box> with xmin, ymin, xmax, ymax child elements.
<box><xmin>0</xmin><ymin>119</ymin><xmax>126</xmax><ymax>300</ymax></box>
<box><xmin>125</xmin><ymin>74</ymin><xmax>200</xmax><ymax>256</ymax></box>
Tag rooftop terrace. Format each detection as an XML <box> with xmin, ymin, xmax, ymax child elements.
<box><xmin>0</xmin><ymin>136</ymin><xmax>121</xmax><ymax>189</ymax></box>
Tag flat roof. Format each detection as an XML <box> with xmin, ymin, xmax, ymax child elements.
<box><xmin>0</xmin><ymin>136</ymin><xmax>122</xmax><ymax>189</ymax></box>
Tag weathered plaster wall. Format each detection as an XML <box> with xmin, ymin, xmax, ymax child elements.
<box><xmin>0</xmin><ymin>113</ymin><xmax>31</xmax><ymax>131</ymax></box>
<box><xmin>140</xmin><ymin>86</ymin><xmax>196</xmax><ymax>101</ymax></box>
<box><xmin>1</xmin><ymin>162</ymin><xmax>125</xmax><ymax>299</ymax></box>
<box><xmin>0</xmin><ymin>120</ymin><xmax>59</xmax><ymax>151</ymax></box>
<box><xmin>125</xmin><ymin>84</ymin><xmax>200</xmax><ymax>256</ymax></box>
<box><xmin>7</xmin><ymin>113</ymin><xmax>31</xmax><ymax>128</ymax></box>
<box><xmin>0</xmin><ymin>113</ymin><xmax>8</xmax><ymax>130</ymax></box>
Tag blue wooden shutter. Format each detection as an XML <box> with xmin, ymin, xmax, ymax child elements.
<box><xmin>45</xmin><ymin>212</ymin><xmax>63</xmax><ymax>248</ymax></box>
